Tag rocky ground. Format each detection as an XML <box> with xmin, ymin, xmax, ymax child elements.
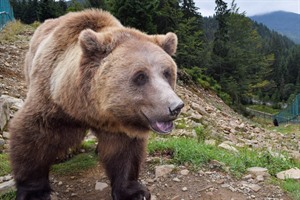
<box><xmin>0</xmin><ymin>24</ymin><xmax>299</xmax><ymax>199</ymax></box>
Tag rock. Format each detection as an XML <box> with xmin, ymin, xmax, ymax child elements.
<box><xmin>246</xmin><ymin>183</ymin><xmax>261</xmax><ymax>192</ymax></box>
<box><xmin>172</xmin><ymin>177</ymin><xmax>180</xmax><ymax>182</ymax></box>
<box><xmin>190</xmin><ymin>113</ymin><xmax>202</xmax><ymax>122</ymax></box>
<box><xmin>151</xmin><ymin>195</ymin><xmax>157</xmax><ymax>200</ymax></box>
<box><xmin>2</xmin><ymin>131</ymin><xmax>10</xmax><ymax>139</ymax></box>
<box><xmin>209</xmin><ymin>160</ymin><xmax>225</xmax><ymax>168</ymax></box>
<box><xmin>155</xmin><ymin>165</ymin><xmax>175</xmax><ymax>178</ymax></box>
<box><xmin>205</xmin><ymin>139</ymin><xmax>216</xmax><ymax>146</ymax></box>
<box><xmin>218</xmin><ymin>142</ymin><xmax>239</xmax><ymax>153</ymax></box>
<box><xmin>0</xmin><ymin>139</ymin><xmax>5</xmax><ymax>147</ymax></box>
<box><xmin>3</xmin><ymin>175</ymin><xmax>12</xmax><ymax>181</ymax></box>
<box><xmin>0</xmin><ymin>95</ymin><xmax>24</xmax><ymax>111</ymax></box>
<box><xmin>247</xmin><ymin>167</ymin><xmax>269</xmax><ymax>177</ymax></box>
<box><xmin>256</xmin><ymin>175</ymin><xmax>264</xmax><ymax>182</ymax></box>
<box><xmin>95</xmin><ymin>181</ymin><xmax>108</xmax><ymax>191</ymax></box>
<box><xmin>182</xmin><ymin>187</ymin><xmax>188</xmax><ymax>191</ymax></box>
<box><xmin>276</xmin><ymin>168</ymin><xmax>300</xmax><ymax>180</ymax></box>
<box><xmin>0</xmin><ymin>98</ymin><xmax>10</xmax><ymax>131</ymax></box>
<box><xmin>191</xmin><ymin>102</ymin><xmax>208</xmax><ymax>116</ymax></box>
<box><xmin>290</xmin><ymin>150</ymin><xmax>300</xmax><ymax>161</ymax></box>
<box><xmin>205</xmin><ymin>106</ymin><xmax>214</xmax><ymax>113</ymax></box>
<box><xmin>0</xmin><ymin>179</ymin><xmax>15</xmax><ymax>193</ymax></box>
<box><xmin>180</xmin><ymin>169</ymin><xmax>189</xmax><ymax>176</ymax></box>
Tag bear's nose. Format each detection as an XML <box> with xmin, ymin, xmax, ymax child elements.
<box><xmin>169</xmin><ymin>102</ymin><xmax>184</xmax><ymax>117</ymax></box>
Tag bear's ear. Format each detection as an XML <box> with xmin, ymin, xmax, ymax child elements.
<box><xmin>152</xmin><ymin>32</ymin><xmax>178</xmax><ymax>56</ymax></box>
<box><xmin>79</xmin><ymin>29</ymin><xmax>115</xmax><ymax>55</ymax></box>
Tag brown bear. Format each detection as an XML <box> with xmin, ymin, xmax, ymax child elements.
<box><xmin>9</xmin><ymin>9</ymin><xmax>184</xmax><ymax>200</ymax></box>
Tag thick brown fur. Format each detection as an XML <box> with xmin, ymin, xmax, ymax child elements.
<box><xmin>9</xmin><ymin>9</ymin><xmax>183</xmax><ymax>200</ymax></box>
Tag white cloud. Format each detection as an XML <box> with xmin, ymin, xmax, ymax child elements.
<box><xmin>195</xmin><ymin>0</ymin><xmax>300</xmax><ymax>16</ymax></box>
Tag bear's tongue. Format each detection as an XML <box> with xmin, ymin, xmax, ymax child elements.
<box><xmin>151</xmin><ymin>121</ymin><xmax>174</xmax><ymax>134</ymax></box>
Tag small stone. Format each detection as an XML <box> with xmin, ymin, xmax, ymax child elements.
<box><xmin>243</xmin><ymin>174</ymin><xmax>252</xmax><ymax>180</ymax></box>
<box><xmin>4</xmin><ymin>174</ymin><xmax>12</xmax><ymax>181</ymax></box>
<box><xmin>95</xmin><ymin>181</ymin><xmax>108</xmax><ymax>191</ymax></box>
<box><xmin>216</xmin><ymin>179</ymin><xmax>225</xmax><ymax>184</ymax></box>
<box><xmin>205</xmin><ymin>139</ymin><xmax>216</xmax><ymax>146</ymax></box>
<box><xmin>0</xmin><ymin>139</ymin><xmax>5</xmax><ymax>147</ymax></box>
<box><xmin>155</xmin><ymin>165</ymin><xmax>175</xmax><ymax>178</ymax></box>
<box><xmin>71</xmin><ymin>193</ymin><xmax>77</xmax><ymax>197</ymax></box>
<box><xmin>180</xmin><ymin>169</ymin><xmax>189</xmax><ymax>176</ymax></box>
<box><xmin>247</xmin><ymin>167</ymin><xmax>269</xmax><ymax>177</ymax></box>
<box><xmin>58</xmin><ymin>181</ymin><xmax>63</xmax><ymax>186</ymax></box>
<box><xmin>218</xmin><ymin>142</ymin><xmax>239</xmax><ymax>153</ymax></box>
<box><xmin>276</xmin><ymin>168</ymin><xmax>300</xmax><ymax>180</ymax></box>
<box><xmin>171</xmin><ymin>195</ymin><xmax>180</xmax><ymax>200</ymax></box>
<box><xmin>146</xmin><ymin>178</ymin><xmax>154</xmax><ymax>183</ymax></box>
<box><xmin>173</xmin><ymin>177</ymin><xmax>181</xmax><ymax>182</ymax></box>
<box><xmin>2</xmin><ymin>131</ymin><xmax>10</xmax><ymax>139</ymax></box>
<box><xmin>247</xmin><ymin>184</ymin><xmax>261</xmax><ymax>192</ymax></box>
<box><xmin>256</xmin><ymin>175</ymin><xmax>264</xmax><ymax>182</ymax></box>
<box><xmin>182</xmin><ymin>187</ymin><xmax>188</xmax><ymax>191</ymax></box>
<box><xmin>0</xmin><ymin>179</ymin><xmax>15</xmax><ymax>193</ymax></box>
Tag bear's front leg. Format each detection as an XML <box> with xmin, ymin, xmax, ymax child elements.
<box><xmin>96</xmin><ymin>131</ymin><xmax>150</xmax><ymax>200</ymax></box>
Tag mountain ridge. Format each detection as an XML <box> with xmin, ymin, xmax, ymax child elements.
<box><xmin>250</xmin><ymin>11</ymin><xmax>300</xmax><ymax>44</ymax></box>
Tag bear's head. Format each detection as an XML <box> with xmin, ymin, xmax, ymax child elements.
<box><xmin>79</xmin><ymin>28</ymin><xmax>184</xmax><ymax>136</ymax></box>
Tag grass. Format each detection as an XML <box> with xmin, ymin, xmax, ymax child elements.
<box><xmin>148</xmin><ymin>137</ymin><xmax>300</xmax><ymax>177</ymax></box>
<box><xmin>0</xmin><ymin>20</ymin><xmax>27</xmax><ymax>43</ymax></box>
<box><xmin>0</xmin><ymin>190</ymin><xmax>16</xmax><ymax>200</ymax></box>
<box><xmin>51</xmin><ymin>152</ymin><xmax>98</xmax><ymax>175</ymax></box>
<box><xmin>282</xmin><ymin>179</ymin><xmax>300</xmax><ymax>200</ymax></box>
<box><xmin>0</xmin><ymin>20</ymin><xmax>38</xmax><ymax>44</ymax></box>
<box><xmin>81</xmin><ymin>139</ymin><xmax>97</xmax><ymax>152</ymax></box>
<box><xmin>253</xmin><ymin>116</ymin><xmax>300</xmax><ymax>137</ymax></box>
<box><xmin>0</xmin><ymin>135</ymin><xmax>299</xmax><ymax>198</ymax></box>
<box><xmin>0</xmin><ymin>154</ymin><xmax>10</xmax><ymax>176</ymax></box>
<box><xmin>248</xmin><ymin>104</ymin><xmax>279</xmax><ymax>114</ymax></box>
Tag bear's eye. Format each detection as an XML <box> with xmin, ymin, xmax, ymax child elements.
<box><xmin>133</xmin><ymin>72</ymin><xmax>148</xmax><ymax>86</ymax></box>
<box><xmin>163</xmin><ymin>70</ymin><xmax>171</xmax><ymax>79</ymax></box>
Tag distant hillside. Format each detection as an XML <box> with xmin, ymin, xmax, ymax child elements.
<box><xmin>250</xmin><ymin>11</ymin><xmax>300</xmax><ymax>44</ymax></box>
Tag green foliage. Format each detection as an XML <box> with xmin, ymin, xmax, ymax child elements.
<box><xmin>194</xmin><ymin>125</ymin><xmax>206</xmax><ymax>143</ymax></box>
<box><xmin>247</xmin><ymin>104</ymin><xmax>279</xmax><ymax>114</ymax></box>
<box><xmin>282</xmin><ymin>179</ymin><xmax>300</xmax><ymax>200</ymax></box>
<box><xmin>0</xmin><ymin>20</ymin><xmax>28</xmax><ymax>43</ymax></box>
<box><xmin>67</xmin><ymin>0</ymin><xmax>85</xmax><ymax>12</ymax></box>
<box><xmin>81</xmin><ymin>139</ymin><xmax>97</xmax><ymax>152</ymax></box>
<box><xmin>108</xmin><ymin>0</ymin><xmax>158</xmax><ymax>34</ymax></box>
<box><xmin>148</xmin><ymin>137</ymin><xmax>300</xmax><ymax>177</ymax></box>
<box><xmin>10</xmin><ymin>0</ymin><xmax>67</xmax><ymax>23</ymax></box>
<box><xmin>0</xmin><ymin>190</ymin><xmax>16</xmax><ymax>200</ymax></box>
<box><xmin>0</xmin><ymin>154</ymin><xmax>11</xmax><ymax>176</ymax></box>
<box><xmin>51</xmin><ymin>153</ymin><xmax>97</xmax><ymax>175</ymax></box>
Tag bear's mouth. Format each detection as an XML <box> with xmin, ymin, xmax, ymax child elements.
<box><xmin>150</xmin><ymin>121</ymin><xmax>174</xmax><ymax>134</ymax></box>
<box><xmin>141</xmin><ymin>111</ymin><xmax>174</xmax><ymax>134</ymax></box>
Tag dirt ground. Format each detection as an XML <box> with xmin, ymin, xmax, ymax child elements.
<box><xmin>0</xmin><ymin>24</ymin><xmax>294</xmax><ymax>200</ymax></box>
<box><xmin>50</xmin><ymin>161</ymin><xmax>291</xmax><ymax>200</ymax></box>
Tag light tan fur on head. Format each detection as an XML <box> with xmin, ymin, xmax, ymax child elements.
<box><xmin>26</xmin><ymin>9</ymin><xmax>180</xmax><ymax>138</ymax></box>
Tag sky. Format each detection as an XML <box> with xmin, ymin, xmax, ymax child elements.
<box><xmin>194</xmin><ymin>0</ymin><xmax>300</xmax><ymax>17</ymax></box>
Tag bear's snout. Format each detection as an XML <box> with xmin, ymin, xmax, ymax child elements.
<box><xmin>169</xmin><ymin>102</ymin><xmax>184</xmax><ymax>117</ymax></box>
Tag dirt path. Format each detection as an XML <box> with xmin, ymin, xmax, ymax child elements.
<box><xmin>50</xmin><ymin>161</ymin><xmax>291</xmax><ymax>200</ymax></box>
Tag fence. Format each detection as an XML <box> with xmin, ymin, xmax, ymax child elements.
<box><xmin>246</xmin><ymin>107</ymin><xmax>274</xmax><ymax>119</ymax></box>
<box><xmin>0</xmin><ymin>0</ymin><xmax>14</xmax><ymax>30</ymax></box>
<box><xmin>273</xmin><ymin>94</ymin><xmax>300</xmax><ymax>124</ymax></box>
